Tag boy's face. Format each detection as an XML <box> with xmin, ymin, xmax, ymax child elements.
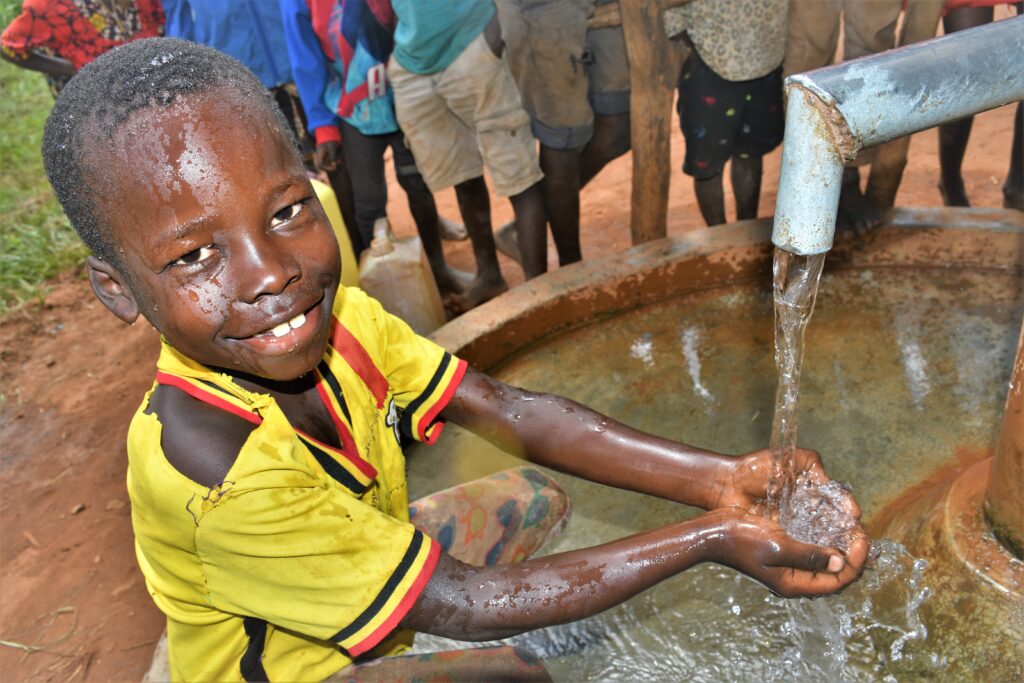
<box><xmin>91</xmin><ymin>91</ymin><xmax>341</xmax><ymax>381</ymax></box>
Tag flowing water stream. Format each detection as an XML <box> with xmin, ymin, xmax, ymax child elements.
<box><xmin>767</xmin><ymin>248</ymin><xmax>859</xmax><ymax>550</ymax></box>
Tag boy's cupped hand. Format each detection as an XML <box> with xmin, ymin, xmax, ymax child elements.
<box><xmin>708</xmin><ymin>447</ymin><xmax>862</xmax><ymax>521</ymax></box>
<box><xmin>703</xmin><ymin>506</ymin><xmax>871</xmax><ymax>598</ymax></box>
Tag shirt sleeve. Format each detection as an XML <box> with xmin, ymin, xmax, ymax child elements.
<box><xmin>339</xmin><ymin>288</ymin><xmax>468</xmax><ymax>444</ymax></box>
<box><xmin>195</xmin><ymin>452</ymin><xmax>440</xmax><ymax>657</ymax></box>
<box><xmin>278</xmin><ymin>0</ymin><xmax>341</xmax><ymax>135</ymax></box>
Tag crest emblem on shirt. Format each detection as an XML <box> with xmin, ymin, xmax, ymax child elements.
<box><xmin>385</xmin><ymin>397</ymin><xmax>400</xmax><ymax>443</ymax></box>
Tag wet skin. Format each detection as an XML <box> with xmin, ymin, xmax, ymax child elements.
<box><xmin>87</xmin><ymin>92</ymin><xmax>341</xmax><ymax>384</ymax></box>
<box><xmin>85</xmin><ymin>89</ymin><xmax>868</xmax><ymax>675</ymax></box>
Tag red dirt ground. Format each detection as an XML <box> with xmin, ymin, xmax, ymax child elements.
<box><xmin>0</xmin><ymin>102</ymin><xmax>1019</xmax><ymax>681</ymax></box>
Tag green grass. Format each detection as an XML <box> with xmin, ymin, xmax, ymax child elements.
<box><xmin>0</xmin><ymin>0</ymin><xmax>89</xmax><ymax>315</ymax></box>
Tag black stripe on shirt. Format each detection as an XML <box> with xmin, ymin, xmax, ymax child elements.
<box><xmin>318</xmin><ymin>360</ymin><xmax>353</xmax><ymax>425</ymax></box>
<box><xmin>299</xmin><ymin>434</ymin><xmax>368</xmax><ymax>495</ymax></box>
<box><xmin>240</xmin><ymin>617</ymin><xmax>269</xmax><ymax>682</ymax></box>
<box><xmin>398</xmin><ymin>352</ymin><xmax>452</xmax><ymax>440</ymax></box>
<box><xmin>331</xmin><ymin>530</ymin><xmax>425</xmax><ymax>644</ymax></box>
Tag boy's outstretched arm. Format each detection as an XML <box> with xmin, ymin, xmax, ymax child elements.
<box><xmin>401</xmin><ymin>506</ymin><xmax>866</xmax><ymax>641</ymax></box>
<box><xmin>441</xmin><ymin>368</ymin><xmax>851</xmax><ymax>514</ymax></box>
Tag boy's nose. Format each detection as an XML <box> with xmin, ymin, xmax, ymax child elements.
<box><xmin>236</xmin><ymin>234</ymin><xmax>300</xmax><ymax>302</ymax></box>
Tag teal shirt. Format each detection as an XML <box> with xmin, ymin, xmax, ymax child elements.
<box><xmin>392</xmin><ymin>0</ymin><xmax>495</xmax><ymax>74</ymax></box>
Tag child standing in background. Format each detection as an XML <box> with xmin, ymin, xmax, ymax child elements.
<box><xmin>387</xmin><ymin>0</ymin><xmax>549</xmax><ymax>298</ymax></box>
<box><xmin>279</xmin><ymin>0</ymin><xmax>472</xmax><ymax>296</ymax></box>
<box><xmin>669</xmin><ymin>0</ymin><xmax>788</xmax><ymax>227</ymax></box>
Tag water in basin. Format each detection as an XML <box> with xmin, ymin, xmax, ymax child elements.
<box><xmin>407</xmin><ymin>263</ymin><xmax>1021</xmax><ymax>681</ymax></box>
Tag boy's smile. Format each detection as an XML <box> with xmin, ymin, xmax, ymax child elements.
<box><xmin>90</xmin><ymin>90</ymin><xmax>341</xmax><ymax>381</ymax></box>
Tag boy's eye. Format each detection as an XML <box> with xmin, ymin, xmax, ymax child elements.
<box><xmin>271</xmin><ymin>200</ymin><xmax>307</xmax><ymax>227</ymax></box>
<box><xmin>173</xmin><ymin>245</ymin><xmax>216</xmax><ymax>266</ymax></box>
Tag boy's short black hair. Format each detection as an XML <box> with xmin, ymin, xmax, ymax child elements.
<box><xmin>42</xmin><ymin>37</ymin><xmax>297</xmax><ymax>267</ymax></box>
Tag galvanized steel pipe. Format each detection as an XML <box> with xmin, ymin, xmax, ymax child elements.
<box><xmin>772</xmin><ymin>16</ymin><xmax>1024</xmax><ymax>255</ymax></box>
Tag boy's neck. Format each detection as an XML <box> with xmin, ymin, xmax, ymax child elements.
<box><xmin>226</xmin><ymin>368</ymin><xmax>319</xmax><ymax>399</ymax></box>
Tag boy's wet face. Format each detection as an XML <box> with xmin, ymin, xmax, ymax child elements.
<box><xmin>93</xmin><ymin>90</ymin><xmax>340</xmax><ymax>381</ymax></box>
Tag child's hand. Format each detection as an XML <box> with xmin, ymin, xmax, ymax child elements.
<box><xmin>703</xmin><ymin>507</ymin><xmax>870</xmax><ymax>598</ymax></box>
<box><xmin>709</xmin><ymin>448</ymin><xmax>862</xmax><ymax>521</ymax></box>
<box><xmin>315</xmin><ymin>141</ymin><xmax>341</xmax><ymax>172</ymax></box>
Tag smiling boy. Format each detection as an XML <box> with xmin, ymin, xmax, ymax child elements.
<box><xmin>43</xmin><ymin>38</ymin><xmax>867</xmax><ymax>681</ymax></box>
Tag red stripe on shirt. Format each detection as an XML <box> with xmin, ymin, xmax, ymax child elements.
<box><xmin>295</xmin><ymin>427</ymin><xmax>378</xmax><ymax>481</ymax></box>
<box><xmin>312</xmin><ymin>377</ymin><xmax>378</xmax><ymax>479</ymax></box>
<box><xmin>346</xmin><ymin>539</ymin><xmax>441</xmax><ymax>657</ymax></box>
<box><xmin>329</xmin><ymin>316</ymin><xmax>389</xmax><ymax>408</ymax></box>
<box><xmin>155</xmin><ymin>372</ymin><xmax>263</xmax><ymax>425</ymax></box>
<box><xmin>417</xmin><ymin>358</ymin><xmax>467</xmax><ymax>443</ymax></box>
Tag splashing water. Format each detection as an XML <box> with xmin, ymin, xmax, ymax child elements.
<box><xmin>412</xmin><ymin>541</ymin><xmax>941</xmax><ymax>681</ymax></box>
<box><xmin>761</xmin><ymin>247</ymin><xmax>937</xmax><ymax>679</ymax></box>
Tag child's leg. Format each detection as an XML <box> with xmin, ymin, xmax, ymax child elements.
<box><xmin>1005</xmin><ymin>101</ymin><xmax>1023</xmax><ymax>210</ymax></box>
<box><xmin>729</xmin><ymin>66</ymin><xmax>783</xmax><ymax>222</ymax></box>
<box><xmin>730</xmin><ymin>155</ymin><xmax>763</xmax><ymax>221</ymax></box>
<box><xmin>452</xmin><ymin>177</ymin><xmax>509</xmax><ymax>311</ymax></box>
<box><xmin>389</xmin><ymin>133</ymin><xmax>472</xmax><ymax>295</ymax></box>
<box><xmin>434</xmin><ymin>33</ymin><xmax>545</xmax><ymax>278</ymax></box>
<box><xmin>784</xmin><ymin>0</ymin><xmax>842</xmax><ymax>76</ymax></box>
<box><xmin>676</xmin><ymin>49</ymin><xmax>741</xmax><ymax>226</ymax></box>
<box><xmin>579</xmin><ymin>112</ymin><xmax>631</xmax><ymax>187</ymax></box>
<box><xmin>327</xmin><ymin>645</ymin><xmax>551</xmax><ymax>682</ymax></box>
<box><xmin>340</xmin><ymin>121</ymin><xmax>392</xmax><ymax>248</ymax></box>
<box><xmin>325</xmin><ymin>158</ymin><xmax>363</xmax><ymax>256</ymax></box>
<box><xmin>510</xmin><ymin>182</ymin><xmax>548</xmax><ymax>279</ymax></box>
<box><xmin>540</xmin><ymin>144</ymin><xmax>583</xmax><ymax>266</ymax></box>
<box><xmin>693</xmin><ymin>175</ymin><xmax>727</xmax><ymax>226</ymax></box>
<box><xmin>936</xmin><ymin>6</ymin><xmax>994</xmax><ymax>207</ymax></box>
<box><xmin>388</xmin><ymin>53</ymin><xmax>508</xmax><ymax>310</ymax></box>
<box><xmin>408</xmin><ymin>466</ymin><xmax>571</xmax><ymax>567</ymax></box>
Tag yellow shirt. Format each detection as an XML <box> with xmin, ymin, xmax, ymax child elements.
<box><xmin>127</xmin><ymin>287</ymin><xmax>467</xmax><ymax>681</ymax></box>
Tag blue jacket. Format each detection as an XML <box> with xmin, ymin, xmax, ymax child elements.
<box><xmin>279</xmin><ymin>0</ymin><xmax>401</xmax><ymax>142</ymax></box>
<box><xmin>163</xmin><ymin>0</ymin><xmax>293</xmax><ymax>89</ymax></box>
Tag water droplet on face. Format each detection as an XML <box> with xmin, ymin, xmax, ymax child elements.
<box><xmin>187</xmin><ymin>290</ymin><xmax>199</xmax><ymax>302</ymax></box>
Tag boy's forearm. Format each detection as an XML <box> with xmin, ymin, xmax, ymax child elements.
<box><xmin>444</xmin><ymin>369</ymin><xmax>730</xmax><ymax>509</ymax></box>
<box><xmin>402</xmin><ymin>516</ymin><xmax>721</xmax><ymax>641</ymax></box>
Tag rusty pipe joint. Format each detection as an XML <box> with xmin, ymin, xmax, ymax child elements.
<box><xmin>772</xmin><ymin>80</ymin><xmax>859</xmax><ymax>256</ymax></box>
<box><xmin>772</xmin><ymin>15</ymin><xmax>1024</xmax><ymax>256</ymax></box>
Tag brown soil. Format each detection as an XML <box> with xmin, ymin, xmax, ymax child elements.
<box><xmin>1</xmin><ymin>102</ymin><xmax>1018</xmax><ymax>681</ymax></box>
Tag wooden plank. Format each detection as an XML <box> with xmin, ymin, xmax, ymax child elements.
<box><xmin>619</xmin><ymin>0</ymin><xmax>685</xmax><ymax>244</ymax></box>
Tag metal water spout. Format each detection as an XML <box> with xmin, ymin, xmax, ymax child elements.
<box><xmin>771</xmin><ymin>16</ymin><xmax>1024</xmax><ymax>557</ymax></box>
<box><xmin>772</xmin><ymin>16</ymin><xmax>1024</xmax><ymax>256</ymax></box>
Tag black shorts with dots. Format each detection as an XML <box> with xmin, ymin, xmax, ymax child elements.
<box><xmin>677</xmin><ymin>48</ymin><xmax>784</xmax><ymax>180</ymax></box>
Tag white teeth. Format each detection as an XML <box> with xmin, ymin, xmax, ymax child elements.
<box><xmin>265</xmin><ymin>313</ymin><xmax>307</xmax><ymax>338</ymax></box>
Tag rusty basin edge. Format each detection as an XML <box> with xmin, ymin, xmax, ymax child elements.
<box><xmin>432</xmin><ymin>208</ymin><xmax>1023</xmax><ymax>370</ymax></box>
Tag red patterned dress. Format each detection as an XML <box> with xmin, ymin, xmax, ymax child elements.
<box><xmin>2</xmin><ymin>0</ymin><xmax>163</xmax><ymax>91</ymax></box>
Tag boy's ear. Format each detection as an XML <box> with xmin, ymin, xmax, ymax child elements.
<box><xmin>87</xmin><ymin>255</ymin><xmax>141</xmax><ymax>325</ymax></box>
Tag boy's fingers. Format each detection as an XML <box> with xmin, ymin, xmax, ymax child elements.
<box><xmin>768</xmin><ymin>538</ymin><xmax>844</xmax><ymax>573</ymax></box>
<box><xmin>844</xmin><ymin>531</ymin><xmax>871</xmax><ymax>573</ymax></box>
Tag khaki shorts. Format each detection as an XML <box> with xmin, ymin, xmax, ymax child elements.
<box><xmin>496</xmin><ymin>0</ymin><xmax>630</xmax><ymax>150</ymax></box>
<box><xmin>388</xmin><ymin>33</ymin><xmax>543</xmax><ymax>197</ymax></box>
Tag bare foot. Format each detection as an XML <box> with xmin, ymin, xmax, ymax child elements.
<box><xmin>432</xmin><ymin>266</ymin><xmax>474</xmax><ymax>296</ymax></box>
<box><xmin>449</xmin><ymin>275</ymin><xmax>509</xmax><ymax>313</ymax></box>
<box><xmin>493</xmin><ymin>221</ymin><xmax>522</xmax><ymax>264</ymax></box>
<box><xmin>439</xmin><ymin>215</ymin><xmax>468</xmax><ymax>241</ymax></box>
<box><xmin>938</xmin><ymin>178</ymin><xmax>970</xmax><ymax>207</ymax></box>
<box><xmin>836</xmin><ymin>186</ymin><xmax>885</xmax><ymax>236</ymax></box>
